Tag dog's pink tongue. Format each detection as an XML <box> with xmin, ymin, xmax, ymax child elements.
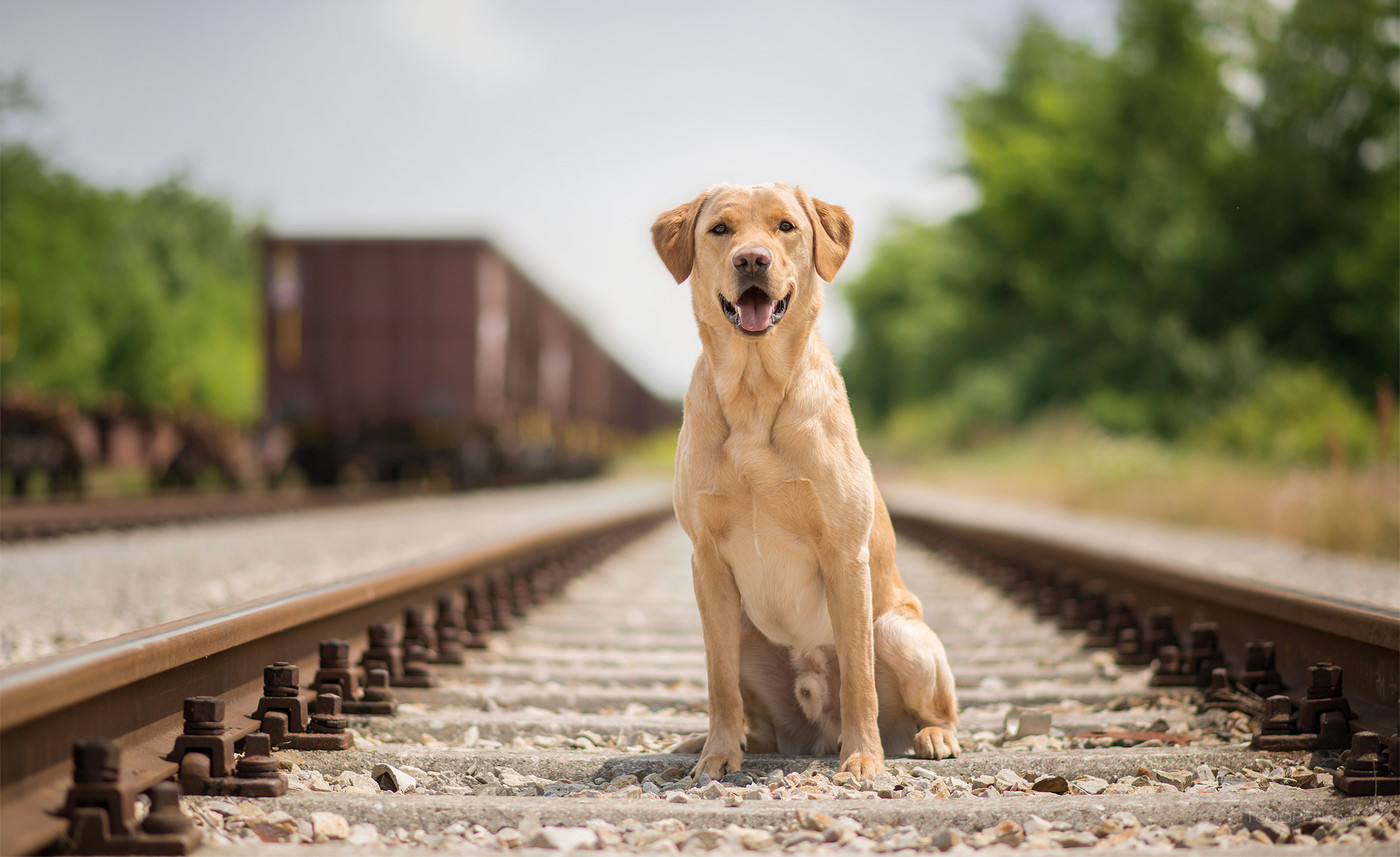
<box><xmin>738</xmin><ymin>294</ymin><xmax>775</xmax><ymax>332</ymax></box>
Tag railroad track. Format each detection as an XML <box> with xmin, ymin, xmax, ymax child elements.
<box><xmin>0</xmin><ymin>484</ymin><xmax>446</xmax><ymax>542</ymax></box>
<box><xmin>1</xmin><ymin>488</ymin><xmax>1396</xmax><ymax>855</ymax></box>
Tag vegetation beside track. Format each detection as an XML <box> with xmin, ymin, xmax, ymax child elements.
<box><xmin>842</xmin><ymin>0</ymin><xmax>1396</xmax><ymax>467</ymax></box>
<box><xmin>613</xmin><ymin>425</ymin><xmax>1399</xmax><ymax>561</ymax></box>
<box><xmin>0</xmin><ymin>76</ymin><xmax>261</xmax><ymax>423</ymax></box>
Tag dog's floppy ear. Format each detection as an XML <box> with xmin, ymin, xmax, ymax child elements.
<box><xmin>798</xmin><ymin>189</ymin><xmax>854</xmax><ymax>282</ymax></box>
<box><xmin>651</xmin><ymin>191</ymin><xmax>709</xmax><ymax>284</ymax></box>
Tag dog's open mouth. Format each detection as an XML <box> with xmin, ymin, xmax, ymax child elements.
<box><xmin>719</xmin><ymin>287</ymin><xmax>790</xmax><ymax>335</ymax></box>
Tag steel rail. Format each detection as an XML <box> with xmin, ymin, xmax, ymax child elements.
<box><xmin>886</xmin><ymin>502</ymin><xmax>1400</xmax><ymax>733</ymax></box>
<box><xmin>0</xmin><ymin>503</ymin><xmax>671</xmax><ymax>856</ymax></box>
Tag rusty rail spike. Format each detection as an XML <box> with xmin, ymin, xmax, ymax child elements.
<box><xmin>1252</xmin><ymin>663</ymin><xmax>1360</xmax><ymax>751</ymax></box>
<box><xmin>63</xmin><ymin>737</ymin><xmax>200</xmax><ymax>855</ymax></box>
<box><xmin>402</xmin><ymin>606</ymin><xmax>439</xmax><ymax>663</ymax></box>
<box><xmin>1241</xmin><ymin>640</ymin><xmax>1287</xmax><ymax>697</ymax></box>
<box><xmin>1334</xmin><ymin>730</ymin><xmax>1400</xmax><ymax>796</ymax></box>
<box><xmin>251</xmin><ymin>662</ymin><xmax>310</xmax><ymax>747</ymax></box>
<box><xmin>432</xmin><ymin>594</ymin><xmax>468</xmax><ymax>664</ymax></box>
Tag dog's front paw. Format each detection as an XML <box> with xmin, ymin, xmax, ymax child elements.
<box><xmin>692</xmin><ymin>749</ymin><xmax>742</xmax><ymax>779</ymax></box>
<box><xmin>839</xmin><ymin>751</ymin><xmax>885</xmax><ymax>781</ymax></box>
<box><xmin>913</xmin><ymin>726</ymin><xmax>961</xmax><ymax>760</ymax></box>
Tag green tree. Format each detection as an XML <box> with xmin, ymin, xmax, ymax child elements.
<box><xmin>0</xmin><ymin>143</ymin><xmax>113</xmax><ymax>400</ymax></box>
<box><xmin>843</xmin><ymin>0</ymin><xmax>1394</xmax><ymax>457</ymax></box>
<box><xmin>1</xmin><ymin>101</ymin><xmax>261</xmax><ymax>421</ymax></box>
<box><xmin>1219</xmin><ymin>0</ymin><xmax>1399</xmax><ymax>397</ymax></box>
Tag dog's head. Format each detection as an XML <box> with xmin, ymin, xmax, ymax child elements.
<box><xmin>651</xmin><ymin>183</ymin><xmax>853</xmax><ymax>342</ymax></box>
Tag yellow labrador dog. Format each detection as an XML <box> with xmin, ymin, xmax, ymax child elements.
<box><xmin>652</xmin><ymin>183</ymin><xmax>960</xmax><ymax>780</ymax></box>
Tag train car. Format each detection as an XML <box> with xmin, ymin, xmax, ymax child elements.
<box><xmin>0</xmin><ymin>392</ymin><xmax>90</xmax><ymax>496</ymax></box>
<box><xmin>0</xmin><ymin>393</ymin><xmax>252</xmax><ymax>497</ymax></box>
<box><xmin>261</xmin><ymin>236</ymin><xmax>674</xmax><ymax>488</ymax></box>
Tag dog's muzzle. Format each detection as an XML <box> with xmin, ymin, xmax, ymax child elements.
<box><xmin>719</xmin><ymin>287</ymin><xmax>791</xmax><ymax>336</ymax></box>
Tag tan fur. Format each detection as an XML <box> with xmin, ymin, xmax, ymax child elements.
<box><xmin>652</xmin><ymin>183</ymin><xmax>960</xmax><ymax>780</ymax></box>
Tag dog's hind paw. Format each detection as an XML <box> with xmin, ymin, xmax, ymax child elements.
<box><xmin>914</xmin><ymin>726</ymin><xmax>961</xmax><ymax>760</ymax></box>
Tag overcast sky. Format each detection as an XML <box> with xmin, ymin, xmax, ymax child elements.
<box><xmin>1</xmin><ymin>0</ymin><xmax>1116</xmax><ymax>398</ymax></box>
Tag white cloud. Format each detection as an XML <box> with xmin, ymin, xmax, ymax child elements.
<box><xmin>379</xmin><ymin>0</ymin><xmax>542</xmax><ymax>89</ymax></box>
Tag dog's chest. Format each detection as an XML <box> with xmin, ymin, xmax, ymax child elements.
<box><xmin>695</xmin><ymin>456</ymin><xmax>836</xmax><ymax>652</ymax></box>
<box><xmin>722</xmin><ymin>498</ymin><xmax>834</xmax><ymax>652</ymax></box>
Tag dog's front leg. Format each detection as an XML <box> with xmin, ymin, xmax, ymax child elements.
<box><xmin>823</xmin><ymin>547</ymin><xmax>885</xmax><ymax>780</ymax></box>
<box><xmin>691</xmin><ymin>545</ymin><xmax>746</xmax><ymax>778</ymax></box>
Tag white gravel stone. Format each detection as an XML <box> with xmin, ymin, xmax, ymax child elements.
<box><xmin>332</xmin><ymin>770</ymin><xmax>379</xmax><ymax>793</ymax></box>
<box><xmin>1069</xmin><ymin>775</ymin><xmax>1108</xmax><ymax>795</ymax></box>
<box><xmin>372</xmin><ymin>763</ymin><xmax>417</xmax><ymax>792</ymax></box>
<box><xmin>1023</xmin><ymin>815</ymin><xmax>1056</xmax><ymax>836</ymax></box>
<box><xmin>346</xmin><ymin>823</ymin><xmax>380</xmax><ymax>846</ymax></box>
<box><xmin>585</xmin><ymin>819</ymin><xmax>624</xmax><ymax>848</ymax></box>
<box><xmin>994</xmin><ymin>768</ymin><xmax>1031</xmax><ymax>791</ymax></box>
<box><xmin>697</xmin><ymin>780</ymin><xmax>727</xmax><ymax>800</ymax></box>
<box><xmin>310</xmin><ymin>811</ymin><xmax>350</xmax><ymax>841</ymax></box>
<box><xmin>498</xmin><ymin>766</ymin><xmax>533</xmax><ymax>790</ymax></box>
<box><xmin>299</xmin><ymin>769</ymin><xmax>333</xmax><ymax>792</ymax></box>
<box><xmin>531</xmin><ymin>826</ymin><xmax>601</xmax><ymax>850</ymax></box>
<box><xmin>201</xmin><ymin>800</ymin><xmax>239</xmax><ymax>817</ymax></box>
<box><xmin>1052</xmin><ymin>830</ymin><xmax>1101</xmax><ymax>848</ymax></box>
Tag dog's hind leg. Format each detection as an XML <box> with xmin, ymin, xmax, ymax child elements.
<box><xmin>874</xmin><ymin>610</ymin><xmax>961</xmax><ymax>759</ymax></box>
<box><xmin>666</xmin><ymin>727</ymin><xmax>778</xmax><ymax>756</ymax></box>
<box><xmin>669</xmin><ymin>733</ymin><xmax>708</xmax><ymax>754</ymax></box>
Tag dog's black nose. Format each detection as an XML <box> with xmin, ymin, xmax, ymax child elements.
<box><xmin>732</xmin><ymin>246</ymin><xmax>772</xmax><ymax>272</ymax></box>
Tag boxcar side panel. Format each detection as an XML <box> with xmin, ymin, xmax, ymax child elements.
<box><xmin>265</xmin><ymin>235</ymin><xmax>674</xmax><ymax>485</ymax></box>
<box><xmin>425</xmin><ymin>244</ymin><xmax>478</xmax><ymax>421</ymax></box>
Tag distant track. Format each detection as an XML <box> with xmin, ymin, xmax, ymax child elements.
<box><xmin>0</xmin><ymin>485</ymin><xmax>443</xmax><ymax>542</ymax></box>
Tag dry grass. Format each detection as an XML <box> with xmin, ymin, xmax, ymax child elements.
<box><xmin>885</xmin><ymin>426</ymin><xmax>1399</xmax><ymax>561</ymax></box>
<box><xmin>606</xmin><ymin>429</ymin><xmax>681</xmax><ymax>478</ymax></box>
<box><xmin>611</xmin><ymin>423</ymin><xmax>1399</xmax><ymax>560</ymax></box>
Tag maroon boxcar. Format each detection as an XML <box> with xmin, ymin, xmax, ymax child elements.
<box><xmin>262</xmin><ymin>236</ymin><xmax>673</xmax><ymax>487</ymax></box>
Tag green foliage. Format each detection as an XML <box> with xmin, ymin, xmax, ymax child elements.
<box><xmin>0</xmin><ymin>138</ymin><xmax>261</xmax><ymax>421</ymax></box>
<box><xmin>880</xmin><ymin>367</ymin><xmax>1020</xmax><ymax>455</ymax></box>
<box><xmin>1195</xmin><ymin>365</ymin><xmax>1379</xmax><ymax>465</ymax></box>
<box><xmin>842</xmin><ymin>0</ymin><xmax>1396</xmax><ymax>457</ymax></box>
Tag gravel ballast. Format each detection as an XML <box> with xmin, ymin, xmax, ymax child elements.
<box><xmin>0</xmin><ymin>477</ymin><xmax>670</xmax><ymax>665</ymax></box>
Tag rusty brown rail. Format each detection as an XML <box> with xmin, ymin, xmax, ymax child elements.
<box><xmin>0</xmin><ymin>503</ymin><xmax>671</xmax><ymax>856</ymax></box>
<box><xmin>887</xmin><ymin>503</ymin><xmax>1400</xmax><ymax>733</ymax></box>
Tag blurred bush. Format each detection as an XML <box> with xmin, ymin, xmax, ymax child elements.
<box><xmin>0</xmin><ymin>80</ymin><xmax>260</xmax><ymax>422</ymax></box>
<box><xmin>1194</xmin><ymin>365</ymin><xmax>1379</xmax><ymax>466</ymax></box>
<box><xmin>882</xmin><ymin>368</ymin><xmax>1019</xmax><ymax>455</ymax></box>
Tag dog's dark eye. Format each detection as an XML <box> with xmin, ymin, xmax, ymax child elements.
<box><xmin>778</xmin><ymin>220</ymin><xmax>795</xmax><ymax>232</ymax></box>
<box><xmin>710</xmin><ymin>223</ymin><xmax>728</xmax><ymax>235</ymax></box>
